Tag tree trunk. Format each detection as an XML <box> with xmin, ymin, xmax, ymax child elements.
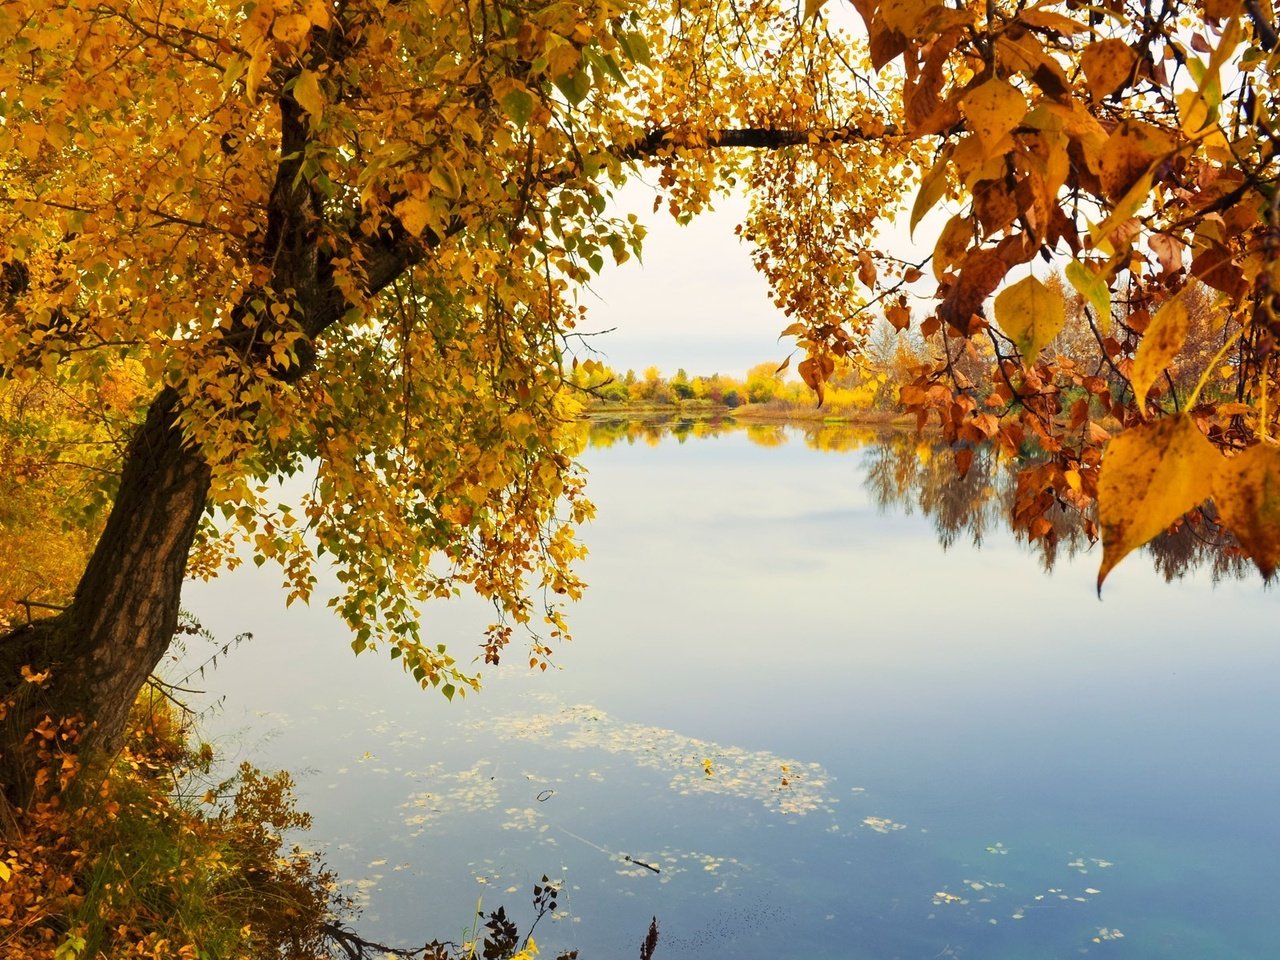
<box><xmin>1</xmin><ymin>386</ymin><xmax>210</xmax><ymax>807</ymax></box>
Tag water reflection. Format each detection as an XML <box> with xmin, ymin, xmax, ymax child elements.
<box><xmin>581</xmin><ymin>417</ymin><xmax>1254</xmax><ymax>582</ymax></box>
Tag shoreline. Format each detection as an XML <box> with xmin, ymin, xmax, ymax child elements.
<box><xmin>580</xmin><ymin>402</ymin><xmax>918</xmax><ymax>428</ymax></box>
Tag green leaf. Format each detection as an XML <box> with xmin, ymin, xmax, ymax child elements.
<box><xmin>553</xmin><ymin>70</ymin><xmax>591</xmax><ymax>105</ymax></box>
<box><xmin>500</xmin><ymin>88</ymin><xmax>534</xmax><ymax>127</ymax></box>
<box><xmin>1064</xmin><ymin>259</ymin><xmax>1111</xmax><ymax>333</ymax></box>
<box><xmin>624</xmin><ymin>30</ymin><xmax>651</xmax><ymax>67</ymax></box>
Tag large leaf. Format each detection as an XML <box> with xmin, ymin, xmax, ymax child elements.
<box><xmin>1097</xmin><ymin>414</ymin><xmax>1220</xmax><ymax>589</ymax></box>
<box><xmin>1131</xmin><ymin>292</ymin><xmax>1190</xmax><ymax>415</ymax></box>
<box><xmin>1081</xmin><ymin>39</ymin><xmax>1138</xmax><ymax>101</ymax></box>
<box><xmin>960</xmin><ymin>77</ymin><xmax>1027</xmax><ymax>155</ymax></box>
<box><xmin>993</xmin><ymin>274</ymin><xmax>1065</xmax><ymax>364</ymax></box>
<box><xmin>292</xmin><ymin>69</ymin><xmax>324</xmax><ymax>121</ymax></box>
<box><xmin>1213</xmin><ymin>443</ymin><xmax>1280</xmax><ymax>579</ymax></box>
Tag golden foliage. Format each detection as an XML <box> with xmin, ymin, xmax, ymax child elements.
<box><xmin>801</xmin><ymin>0</ymin><xmax>1280</xmax><ymax>584</ymax></box>
<box><xmin>0</xmin><ymin>687</ymin><xmax>336</xmax><ymax>960</ymax></box>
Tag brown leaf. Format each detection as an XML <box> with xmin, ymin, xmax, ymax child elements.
<box><xmin>973</xmin><ymin>178</ymin><xmax>1022</xmax><ymax>235</ymax></box>
<box><xmin>1191</xmin><ymin>244</ymin><xmax>1247</xmax><ymax>298</ymax></box>
<box><xmin>1148</xmin><ymin>232</ymin><xmax>1183</xmax><ymax>277</ymax></box>
<box><xmin>1213</xmin><ymin>444</ymin><xmax>1280</xmax><ymax>578</ymax></box>
<box><xmin>1018</xmin><ymin>9</ymin><xmax>1090</xmax><ymax>35</ymax></box>
<box><xmin>939</xmin><ymin>245</ymin><xmax>1008</xmax><ymax>333</ymax></box>
<box><xmin>886</xmin><ymin>301</ymin><xmax>911</xmax><ymax>331</ymax></box>
<box><xmin>1098</xmin><ymin>121</ymin><xmax>1171</xmax><ymax>201</ymax></box>
<box><xmin>857</xmin><ymin>250</ymin><xmax>878</xmax><ymax>288</ymax></box>
<box><xmin>1097</xmin><ymin>414</ymin><xmax>1220</xmax><ymax>589</ymax></box>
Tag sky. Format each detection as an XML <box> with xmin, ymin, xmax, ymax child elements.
<box><xmin>574</xmin><ymin>174</ymin><xmax>929</xmax><ymax>382</ymax></box>
<box><xmin>570</xmin><ymin>185</ymin><xmax>794</xmax><ymax>380</ymax></box>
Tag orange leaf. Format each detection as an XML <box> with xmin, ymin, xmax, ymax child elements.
<box><xmin>1212</xmin><ymin>443</ymin><xmax>1280</xmax><ymax>579</ymax></box>
<box><xmin>1081</xmin><ymin>39</ymin><xmax>1138</xmax><ymax>101</ymax></box>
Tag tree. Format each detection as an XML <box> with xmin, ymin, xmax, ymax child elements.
<box><xmin>0</xmin><ymin>0</ymin><xmax>909</xmax><ymax>800</ymax></box>
<box><xmin>802</xmin><ymin>0</ymin><xmax>1280</xmax><ymax>585</ymax></box>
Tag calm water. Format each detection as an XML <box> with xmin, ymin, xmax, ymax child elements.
<box><xmin>180</xmin><ymin>422</ymin><xmax>1280</xmax><ymax>959</ymax></box>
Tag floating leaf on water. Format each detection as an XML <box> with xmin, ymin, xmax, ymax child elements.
<box><xmin>863</xmin><ymin>816</ymin><xmax>907</xmax><ymax>834</ymax></box>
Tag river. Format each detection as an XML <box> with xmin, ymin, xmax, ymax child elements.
<box><xmin>181</xmin><ymin>420</ymin><xmax>1280</xmax><ymax>959</ymax></box>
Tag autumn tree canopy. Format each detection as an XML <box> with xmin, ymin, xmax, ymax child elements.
<box><xmin>0</xmin><ymin>0</ymin><xmax>913</xmax><ymax>777</ymax></box>
<box><xmin>3</xmin><ymin>0</ymin><xmax>1280</xmax><ymax>792</ymax></box>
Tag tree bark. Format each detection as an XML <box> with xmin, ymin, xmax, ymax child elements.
<box><xmin>1</xmin><ymin>386</ymin><xmax>211</xmax><ymax>805</ymax></box>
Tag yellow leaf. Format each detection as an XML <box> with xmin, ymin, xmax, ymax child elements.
<box><xmin>271</xmin><ymin>12</ymin><xmax>312</xmax><ymax>48</ymax></box>
<box><xmin>993</xmin><ymin>274</ymin><xmax>1065</xmax><ymax>364</ymax></box>
<box><xmin>293</xmin><ymin>68</ymin><xmax>324</xmax><ymax>121</ymax></box>
<box><xmin>1131</xmin><ymin>293</ymin><xmax>1190</xmax><ymax>416</ymax></box>
<box><xmin>1089</xmin><ymin>171</ymin><xmax>1152</xmax><ymax>255</ymax></box>
<box><xmin>960</xmin><ymin>78</ymin><xmax>1027</xmax><ymax>156</ymax></box>
<box><xmin>302</xmin><ymin>0</ymin><xmax>331</xmax><ymax>30</ymax></box>
<box><xmin>803</xmin><ymin>0</ymin><xmax>829</xmax><ymax>18</ymax></box>
<box><xmin>245</xmin><ymin>38</ymin><xmax>272</xmax><ymax>101</ymax></box>
<box><xmin>0</xmin><ymin>860</ymin><xmax>10</xmax><ymax>882</ymax></box>
<box><xmin>394</xmin><ymin>197</ymin><xmax>431</xmax><ymax>238</ymax></box>
<box><xmin>911</xmin><ymin>149</ymin><xmax>951</xmax><ymax>237</ymax></box>
<box><xmin>1213</xmin><ymin>443</ymin><xmax>1280</xmax><ymax>579</ymax></box>
<box><xmin>1097</xmin><ymin>414</ymin><xmax>1220</xmax><ymax>589</ymax></box>
<box><xmin>1081</xmin><ymin>39</ymin><xmax>1137</xmax><ymax>101</ymax></box>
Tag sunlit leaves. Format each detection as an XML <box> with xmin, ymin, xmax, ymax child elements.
<box><xmin>1064</xmin><ymin>260</ymin><xmax>1111</xmax><ymax>332</ymax></box>
<box><xmin>292</xmin><ymin>69</ymin><xmax>324</xmax><ymax>121</ymax></box>
<box><xmin>1097</xmin><ymin>416</ymin><xmax>1220</xmax><ymax>588</ymax></box>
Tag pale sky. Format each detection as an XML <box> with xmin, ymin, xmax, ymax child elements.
<box><xmin>576</xmin><ymin>176</ymin><xmax>926</xmax><ymax>381</ymax></box>
<box><xmin>573</xmin><ymin>186</ymin><xmax>792</xmax><ymax>380</ymax></box>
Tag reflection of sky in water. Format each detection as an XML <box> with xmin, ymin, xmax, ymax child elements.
<box><xmin>179</xmin><ymin>425</ymin><xmax>1280</xmax><ymax>960</ymax></box>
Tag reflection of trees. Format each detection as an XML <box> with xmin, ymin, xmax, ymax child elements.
<box><xmin>581</xmin><ymin>417</ymin><xmax>1255</xmax><ymax>582</ymax></box>
<box><xmin>583</xmin><ymin>415</ymin><xmax>738</xmax><ymax>448</ymax></box>
<box><xmin>864</xmin><ymin>436</ymin><xmax>1005</xmax><ymax>551</ymax></box>
<box><xmin>862</xmin><ymin>435</ymin><xmax>1093</xmax><ymax>567</ymax></box>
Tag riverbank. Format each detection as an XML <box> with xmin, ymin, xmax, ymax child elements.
<box><xmin>581</xmin><ymin>400</ymin><xmax>917</xmax><ymax>428</ymax></box>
